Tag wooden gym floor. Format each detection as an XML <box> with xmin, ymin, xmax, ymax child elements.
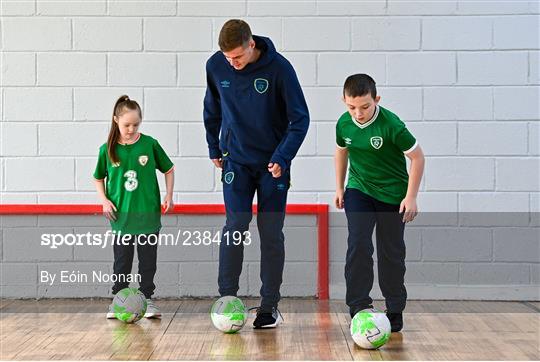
<box><xmin>1</xmin><ymin>299</ymin><xmax>539</xmax><ymax>360</ymax></box>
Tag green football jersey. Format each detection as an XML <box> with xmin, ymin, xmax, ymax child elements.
<box><xmin>336</xmin><ymin>106</ymin><xmax>417</xmax><ymax>205</ymax></box>
<box><xmin>93</xmin><ymin>133</ymin><xmax>174</xmax><ymax>234</ymax></box>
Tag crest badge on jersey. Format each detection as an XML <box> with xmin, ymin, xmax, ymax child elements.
<box><xmin>254</xmin><ymin>78</ymin><xmax>269</xmax><ymax>94</ymax></box>
<box><xmin>370</xmin><ymin>136</ymin><xmax>383</xmax><ymax>150</ymax></box>
<box><xmin>139</xmin><ymin>155</ymin><xmax>148</xmax><ymax>166</ymax></box>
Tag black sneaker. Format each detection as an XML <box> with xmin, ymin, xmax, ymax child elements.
<box><xmin>251</xmin><ymin>306</ymin><xmax>284</xmax><ymax>329</ymax></box>
<box><xmin>386</xmin><ymin>312</ymin><xmax>403</xmax><ymax>332</ymax></box>
<box><xmin>350</xmin><ymin>304</ymin><xmax>374</xmax><ymax>318</ymax></box>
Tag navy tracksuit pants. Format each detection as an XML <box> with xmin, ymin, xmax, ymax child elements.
<box><xmin>218</xmin><ymin>158</ymin><xmax>289</xmax><ymax>309</ymax></box>
<box><xmin>344</xmin><ymin>188</ymin><xmax>407</xmax><ymax>316</ymax></box>
<box><xmin>112</xmin><ymin>233</ymin><xmax>158</xmax><ymax>299</ymax></box>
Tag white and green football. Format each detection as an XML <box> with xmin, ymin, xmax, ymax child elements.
<box><xmin>350</xmin><ymin>308</ymin><xmax>391</xmax><ymax>349</ymax></box>
<box><xmin>210</xmin><ymin>296</ymin><xmax>248</xmax><ymax>333</ymax></box>
<box><xmin>112</xmin><ymin>287</ymin><xmax>147</xmax><ymax>323</ymax></box>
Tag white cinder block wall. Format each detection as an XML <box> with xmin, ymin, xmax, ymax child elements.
<box><xmin>0</xmin><ymin>0</ymin><xmax>539</xmax><ymax>300</ymax></box>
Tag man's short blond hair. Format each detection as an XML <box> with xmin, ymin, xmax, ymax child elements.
<box><xmin>218</xmin><ymin>19</ymin><xmax>252</xmax><ymax>52</ymax></box>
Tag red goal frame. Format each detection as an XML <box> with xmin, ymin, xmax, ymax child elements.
<box><xmin>0</xmin><ymin>203</ymin><xmax>329</xmax><ymax>299</ymax></box>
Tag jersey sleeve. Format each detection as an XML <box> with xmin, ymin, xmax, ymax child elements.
<box><xmin>93</xmin><ymin>146</ymin><xmax>108</xmax><ymax>180</ymax></box>
<box><xmin>336</xmin><ymin>122</ymin><xmax>346</xmax><ymax>148</ymax></box>
<box><xmin>153</xmin><ymin>139</ymin><xmax>174</xmax><ymax>174</ymax></box>
<box><xmin>393</xmin><ymin>121</ymin><xmax>417</xmax><ymax>154</ymax></box>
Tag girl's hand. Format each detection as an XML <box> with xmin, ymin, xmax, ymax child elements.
<box><xmin>399</xmin><ymin>196</ymin><xmax>418</xmax><ymax>223</ymax></box>
<box><xmin>163</xmin><ymin>195</ymin><xmax>174</xmax><ymax>214</ymax></box>
<box><xmin>102</xmin><ymin>199</ymin><xmax>117</xmax><ymax>221</ymax></box>
<box><xmin>334</xmin><ymin>189</ymin><xmax>345</xmax><ymax>209</ymax></box>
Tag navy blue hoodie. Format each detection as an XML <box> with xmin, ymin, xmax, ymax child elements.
<box><xmin>203</xmin><ymin>36</ymin><xmax>310</xmax><ymax>171</ymax></box>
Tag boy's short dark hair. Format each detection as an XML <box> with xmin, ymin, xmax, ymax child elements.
<box><xmin>343</xmin><ymin>74</ymin><xmax>377</xmax><ymax>99</ymax></box>
<box><xmin>218</xmin><ymin>19</ymin><xmax>252</xmax><ymax>52</ymax></box>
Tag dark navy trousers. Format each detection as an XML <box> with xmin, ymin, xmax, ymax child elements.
<box><xmin>218</xmin><ymin>158</ymin><xmax>289</xmax><ymax>309</ymax></box>
<box><xmin>112</xmin><ymin>233</ymin><xmax>158</xmax><ymax>299</ymax></box>
<box><xmin>344</xmin><ymin>188</ymin><xmax>407</xmax><ymax>315</ymax></box>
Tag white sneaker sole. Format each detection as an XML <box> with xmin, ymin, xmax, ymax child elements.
<box><xmin>106</xmin><ymin>312</ymin><xmax>116</xmax><ymax>319</ymax></box>
<box><xmin>144</xmin><ymin>312</ymin><xmax>162</xmax><ymax>319</ymax></box>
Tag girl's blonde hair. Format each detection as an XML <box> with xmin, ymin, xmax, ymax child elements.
<box><xmin>107</xmin><ymin>95</ymin><xmax>142</xmax><ymax>164</ymax></box>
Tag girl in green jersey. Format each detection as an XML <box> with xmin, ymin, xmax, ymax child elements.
<box><xmin>94</xmin><ymin>95</ymin><xmax>175</xmax><ymax>320</ymax></box>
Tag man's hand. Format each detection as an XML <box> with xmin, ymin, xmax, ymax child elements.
<box><xmin>267</xmin><ymin>162</ymin><xmax>282</xmax><ymax>178</ymax></box>
<box><xmin>211</xmin><ymin>158</ymin><xmax>223</xmax><ymax>169</ymax></box>
<box><xmin>399</xmin><ymin>196</ymin><xmax>418</xmax><ymax>223</ymax></box>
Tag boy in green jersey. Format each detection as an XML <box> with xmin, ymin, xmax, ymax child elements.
<box><xmin>334</xmin><ymin>74</ymin><xmax>425</xmax><ymax>332</ymax></box>
<box><xmin>94</xmin><ymin>95</ymin><xmax>175</xmax><ymax>319</ymax></box>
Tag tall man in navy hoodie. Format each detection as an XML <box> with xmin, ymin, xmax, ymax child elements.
<box><xmin>203</xmin><ymin>19</ymin><xmax>310</xmax><ymax>328</ymax></box>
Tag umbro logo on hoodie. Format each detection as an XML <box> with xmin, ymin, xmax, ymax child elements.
<box><xmin>220</xmin><ymin>80</ymin><xmax>230</xmax><ymax>88</ymax></box>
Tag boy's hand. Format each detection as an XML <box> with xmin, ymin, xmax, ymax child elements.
<box><xmin>102</xmin><ymin>199</ymin><xmax>117</xmax><ymax>221</ymax></box>
<box><xmin>267</xmin><ymin>163</ymin><xmax>282</xmax><ymax>178</ymax></box>
<box><xmin>399</xmin><ymin>196</ymin><xmax>418</xmax><ymax>223</ymax></box>
<box><xmin>163</xmin><ymin>195</ymin><xmax>174</xmax><ymax>214</ymax></box>
<box><xmin>334</xmin><ymin>189</ymin><xmax>345</xmax><ymax>209</ymax></box>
